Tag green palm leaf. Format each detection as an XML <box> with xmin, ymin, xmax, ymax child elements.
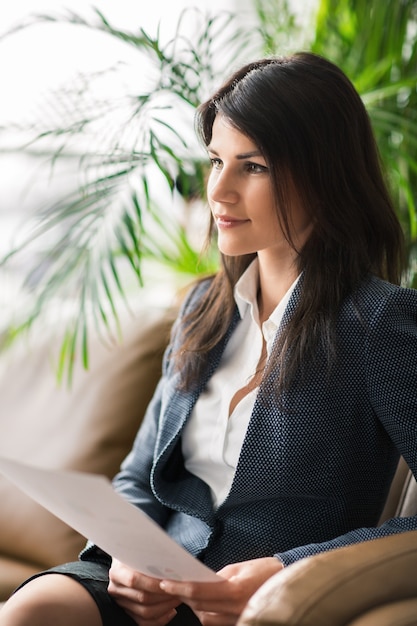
<box><xmin>2</xmin><ymin>1</ymin><xmax>417</xmax><ymax>381</ymax></box>
<box><xmin>0</xmin><ymin>7</ymin><xmax>256</xmax><ymax>381</ymax></box>
<box><xmin>255</xmin><ymin>0</ymin><xmax>417</xmax><ymax>284</ymax></box>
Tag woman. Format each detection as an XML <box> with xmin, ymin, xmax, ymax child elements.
<box><xmin>1</xmin><ymin>52</ymin><xmax>416</xmax><ymax>626</ymax></box>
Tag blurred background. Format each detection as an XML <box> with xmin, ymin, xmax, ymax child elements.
<box><xmin>0</xmin><ymin>0</ymin><xmax>415</xmax><ymax>380</ymax></box>
<box><xmin>0</xmin><ymin>2</ymin><xmax>416</xmax><ymax>607</ymax></box>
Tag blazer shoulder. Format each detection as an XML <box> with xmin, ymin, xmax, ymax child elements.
<box><xmin>346</xmin><ymin>276</ymin><xmax>417</xmax><ymax>334</ymax></box>
<box><xmin>353</xmin><ymin>275</ymin><xmax>417</xmax><ymax>310</ymax></box>
<box><xmin>164</xmin><ymin>276</ymin><xmax>215</xmax><ymax>365</ymax></box>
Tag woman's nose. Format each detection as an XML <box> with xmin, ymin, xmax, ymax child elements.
<box><xmin>208</xmin><ymin>170</ymin><xmax>239</xmax><ymax>204</ymax></box>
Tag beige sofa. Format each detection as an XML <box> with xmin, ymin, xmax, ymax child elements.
<box><xmin>0</xmin><ymin>304</ymin><xmax>177</xmax><ymax>600</ymax></box>
<box><xmin>238</xmin><ymin>529</ymin><xmax>417</xmax><ymax>626</ymax></box>
<box><xmin>238</xmin><ymin>461</ymin><xmax>417</xmax><ymax>626</ymax></box>
<box><xmin>0</xmin><ymin>302</ymin><xmax>416</xmax><ymax>626</ymax></box>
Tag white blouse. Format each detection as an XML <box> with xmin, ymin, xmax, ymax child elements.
<box><xmin>181</xmin><ymin>259</ymin><xmax>299</xmax><ymax>508</ymax></box>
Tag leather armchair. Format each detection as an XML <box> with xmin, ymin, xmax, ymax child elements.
<box><xmin>238</xmin><ymin>461</ymin><xmax>417</xmax><ymax>626</ymax></box>
<box><xmin>0</xmin><ymin>304</ymin><xmax>177</xmax><ymax>600</ymax></box>
<box><xmin>1</xmin><ymin>300</ymin><xmax>416</xmax><ymax>625</ymax></box>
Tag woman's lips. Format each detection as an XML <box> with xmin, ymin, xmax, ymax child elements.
<box><xmin>215</xmin><ymin>215</ymin><xmax>250</xmax><ymax>228</ymax></box>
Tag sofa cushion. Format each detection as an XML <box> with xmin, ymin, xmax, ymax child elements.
<box><xmin>0</xmin><ymin>304</ymin><xmax>176</xmax><ymax>599</ymax></box>
<box><xmin>238</xmin><ymin>531</ymin><xmax>417</xmax><ymax>626</ymax></box>
<box><xmin>348</xmin><ymin>597</ymin><xmax>417</xmax><ymax>626</ymax></box>
<box><xmin>0</xmin><ymin>556</ymin><xmax>43</xmax><ymax>601</ymax></box>
<box><xmin>379</xmin><ymin>457</ymin><xmax>417</xmax><ymax>522</ymax></box>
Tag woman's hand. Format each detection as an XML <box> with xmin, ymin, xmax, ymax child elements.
<box><xmin>108</xmin><ymin>559</ymin><xmax>181</xmax><ymax>626</ymax></box>
<box><xmin>159</xmin><ymin>556</ymin><xmax>283</xmax><ymax>626</ymax></box>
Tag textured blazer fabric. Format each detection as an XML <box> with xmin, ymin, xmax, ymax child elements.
<box><xmin>83</xmin><ymin>275</ymin><xmax>417</xmax><ymax>570</ymax></box>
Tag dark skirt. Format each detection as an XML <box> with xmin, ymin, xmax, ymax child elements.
<box><xmin>16</xmin><ymin>560</ymin><xmax>201</xmax><ymax>626</ymax></box>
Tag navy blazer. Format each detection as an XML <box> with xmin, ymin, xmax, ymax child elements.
<box><xmin>86</xmin><ymin>275</ymin><xmax>417</xmax><ymax>570</ymax></box>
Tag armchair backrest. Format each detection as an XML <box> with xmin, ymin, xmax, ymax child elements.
<box><xmin>379</xmin><ymin>457</ymin><xmax>417</xmax><ymax>523</ymax></box>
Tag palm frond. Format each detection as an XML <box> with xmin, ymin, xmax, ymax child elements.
<box><xmin>2</xmin><ymin>1</ymin><xmax>417</xmax><ymax>380</ymax></box>
<box><xmin>0</xmin><ymin>7</ymin><xmax>254</xmax><ymax>380</ymax></box>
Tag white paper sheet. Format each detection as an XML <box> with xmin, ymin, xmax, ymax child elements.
<box><xmin>0</xmin><ymin>457</ymin><xmax>220</xmax><ymax>582</ymax></box>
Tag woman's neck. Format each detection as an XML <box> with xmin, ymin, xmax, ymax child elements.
<box><xmin>257</xmin><ymin>253</ymin><xmax>299</xmax><ymax>324</ymax></box>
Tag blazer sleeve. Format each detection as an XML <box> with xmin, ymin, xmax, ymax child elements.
<box><xmin>111</xmin><ymin>374</ymin><xmax>171</xmax><ymax>526</ymax></box>
<box><xmin>79</xmin><ymin>373</ymin><xmax>171</xmax><ymax>564</ymax></box>
<box><xmin>111</xmin><ymin>278</ymin><xmax>213</xmax><ymax>524</ymax></box>
<box><xmin>80</xmin><ymin>279</ymin><xmax>213</xmax><ymax>563</ymax></box>
<box><xmin>276</xmin><ymin>285</ymin><xmax>417</xmax><ymax>567</ymax></box>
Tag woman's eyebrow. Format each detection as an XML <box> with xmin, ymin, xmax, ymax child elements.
<box><xmin>236</xmin><ymin>150</ymin><xmax>263</xmax><ymax>160</ymax></box>
<box><xmin>207</xmin><ymin>146</ymin><xmax>263</xmax><ymax>159</ymax></box>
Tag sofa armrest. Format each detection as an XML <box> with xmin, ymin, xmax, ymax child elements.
<box><xmin>238</xmin><ymin>531</ymin><xmax>417</xmax><ymax>626</ymax></box>
<box><xmin>348</xmin><ymin>597</ymin><xmax>417</xmax><ymax>626</ymax></box>
<box><xmin>0</xmin><ymin>557</ymin><xmax>41</xmax><ymax>600</ymax></box>
<box><xmin>0</xmin><ymin>304</ymin><xmax>177</xmax><ymax>600</ymax></box>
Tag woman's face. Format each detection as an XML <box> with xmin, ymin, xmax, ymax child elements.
<box><xmin>206</xmin><ymin>114</ymin><xmax>312</xmax><ymax>262</ymax></box>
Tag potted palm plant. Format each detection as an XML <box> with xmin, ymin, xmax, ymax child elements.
<box><xmin>255</xmin><ymin>0</ymin><xmax>417</xmax><ymax>285</ymax></box>
<box><xmin>0</xmin><ymin>7</ymin><xmax>256</xmax><ymax>381</ymax></box>
<box><xmin>1</xmin><ymin>0</ymin><xmax>416</xmax><ymax>381</ymax></box>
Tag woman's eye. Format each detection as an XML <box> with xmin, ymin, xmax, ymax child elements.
<box><xmin>246</xmin><ymin>162</ymin><xmax>268</xmax><ymax>174</ymax></box>
<box><xmin>210</xmin><ymin>158</ymin><xmax>222</xmax><ymax>169</ymax></box>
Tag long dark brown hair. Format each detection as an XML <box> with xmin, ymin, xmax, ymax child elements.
<box><xmin>175</xmin><ymin>52</ymin><xmax>405</xmax><ymax>391</ymax></box>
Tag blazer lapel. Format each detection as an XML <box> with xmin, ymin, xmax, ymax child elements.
<box><xmin>221</xmin><ymin>281</ymin><xmax>303</xmax><ymax>508</ymax></box>
<box><xmin>152</xmin><ymin>307</ymin><xmax>241</xmax><ymax>520</ymax></box>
